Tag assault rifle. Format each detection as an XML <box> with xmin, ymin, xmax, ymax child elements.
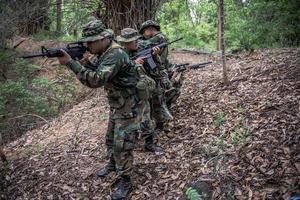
<box><xmin>22</xmin><ymin>42</ymin><xmax>87</xmax><ymax>60</ymax></box>
<box><xmin>131</xmin><ymin>37</ymin><xmax>183</xmax><ymax>70</ymax></box>
<box><xmin>168</xmin><ymin>61</ymin><xmax>212</xmax><ymax>77</ymax></box>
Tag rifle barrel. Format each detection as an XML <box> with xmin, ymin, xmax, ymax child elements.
<box><xmin>189</xmin><ymin>61</ymin><xmax>212</xmax><ymax>67</ymax></box>
<box><xmin>168</xmin><ymin>37</ymin><xmax>183</xmax><ymax>45</ymax></box>
<box><xmin>175</xmin><ymin>63</ymin><xmax>189</xmax><ymax>67</ymax></box>
<box><xmin>22</xmin><ymin>53</ymin><xmax>45</xmax><ymax>59</ymax></box>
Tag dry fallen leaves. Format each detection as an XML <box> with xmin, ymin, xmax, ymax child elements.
<box><xmin>1</xmin><ymin>47</ymin><xmax>300</xmax><ymax>199</ymax></box>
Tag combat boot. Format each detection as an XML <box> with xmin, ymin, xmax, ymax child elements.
<box><xmin>162</xmin><ymin>103</ymin><xmax>173</xmax><ymax>121</ymax></box>
<box><xmin>111</xmin><ymin>176</ymin><xmax>133</xmax><ymax>200</ymax></box>
<box><xmin>155</xmin><ymin>122</ymin><xmax>164</xmax><ymax>134</ymax></box>
<box><xmin>96</xmin><ymin>157</ymin><xmax>116</xmax><ymax>178</ymax></box>
<box><xmin>145</xmin><ymin>136</ymin><xmax>164</xmax><ymax>154</ymax></box>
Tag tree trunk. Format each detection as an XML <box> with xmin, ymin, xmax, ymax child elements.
<box><xmin>219</xmin><ymin>0</ymin><xmax>229</xmax><ymax>85</ymax></box>
<box><xmin>216</xmin><ymin>2</ymin><xmax>222</xmax><ymax>51</ymax></box>
<box><xmin>56</xmin><ymin>0</ymin><xmax>62</xmax><ymax>34</ymax></box>
<box><xmin>96</xmin><ymin>0</ymin><xmax>166</xmax><ymax>34</ymax></box>
<box><xmin>0</xmin><ymin>148</ymin><xmax>6</xmax><ymax>163</ymax></box>
<box><xmin>0</xmin><ymin>134</ymin><xmax>6</xmax><ymax>162</ymax></box>
<box><xmin>14</xmin><ymin>0</ymin><xmax>50</xmax><ymax>35</ymax></box>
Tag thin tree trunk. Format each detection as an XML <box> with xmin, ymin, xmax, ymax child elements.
<box><xmin>56</xmin><ymin>0</ymin><xmax>62</xmax><ymax>34</ymax></box>
<box><xmin>0</xmin><ymin>134</ymin><xmax>6</xmax><ymax>162</ymax></box>
<box><xmin>0</xmin><ymin>148</ymin><xmax>6</xmax><ymax>162</ymax></box>
<box><xmin>216</xmin><ymin>2</ymin><xmax>221</xmax><ymax>51</ymax></box>
<box><xmin>219</xmin><ymin>0</ymin><xmax>229</xmax><ymax>85</ymax></box>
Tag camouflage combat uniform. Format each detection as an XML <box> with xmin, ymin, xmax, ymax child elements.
<box><xmin>116</xmin><ymin>28</ymin><xmax>163</xmax><ymax>153</ymax></box>
<box><xmin>165</xmin><ymin>65</ymin><xmax>185</xmax><ymax>108</ymax></box>
<box><xmin>140</xmin><ymin>20</ymin><xmax>183</xmax><ymax>109</ymax></box>
<box><xmin>139</xmin><ymin>20</ymin><xmax>173</xmax><ymax>130</ymax></box>
<box><xmin>65</xmin><ymin>21</ymin><xmax>146</xmax><ymax>193</ymax></box>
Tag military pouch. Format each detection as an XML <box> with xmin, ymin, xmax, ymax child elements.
<box><xmin>123</xmin><ymin>130</ymin><xmax>137</xmax><ymax>151</ymax></box>
<box><xmin>107</xmin><ymin>90</ymin><xmax>125</xmax><ymax>109</ymax></box>
<box><xmin>112</xmin><ymin>96</ymin><xmax>137</xmax><ymax>119</ymax></box>
<box><xmin>136</xmin><ymin>75</ymin><xmax>150</xmax><ymax>100</ymax></box>
<box><xmin>135</xmin><ymin>66</ymin><xmax>155</xmax><ymax>100</ymax></box>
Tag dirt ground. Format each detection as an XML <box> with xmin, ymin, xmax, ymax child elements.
<box><xmin>1</xmin><ymin>42</ymin><xmax>299</xmax><ymax>199</ymax></box>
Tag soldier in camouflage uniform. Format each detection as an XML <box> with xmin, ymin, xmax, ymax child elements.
<box><xmin>165</xmin><ymin>65</ymin><xmax>185</xmax><ymax>108</ymax></box>
<box><xmin>140</xmin><ymin>20</ymin><xmax>184</xmax><ymax>109</ymax></box>
<box><xmin>116</xmin><ymin>28</ymin><xmax>164</xmax><ymax>154</ymax></box>
<box><xmin>58</xmin><ymin>20</ymin><xmax>145</xmax><ymax>200</ymax></box>
<box><xmin>139</xmin><ymin>20</ymin><xmax>173</xmax><ymax>133</ymax></box>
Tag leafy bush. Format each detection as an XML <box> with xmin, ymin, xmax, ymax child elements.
<box><xmin>213</xmin><ymin>112</ymin><xmax>226</xmax><ymax>127</ymax></box>
<box><xmin>158</xmin><ymin>0</ymin><xmax>300</xmax><ymax>51</ymax></box>
<box><xmin>0</xmin><ymin>51</ymin><xmax>81</xmax><ymax>143</ymax></box>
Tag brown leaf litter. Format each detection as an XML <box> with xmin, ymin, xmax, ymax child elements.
<box><xmin>1</xmin><ymin>48</ymin><xmax>299</xmax><ymax>199</ymax></box>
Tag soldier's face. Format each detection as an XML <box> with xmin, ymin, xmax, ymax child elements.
<box><xmin>124</xmin><ymin>40</ymin><xmax>138</xmax><ymax>51</ymax></box>
<box><xmin>87</xmin><ymin>41</ymin><xmax>98</xmax><ymax>53</ymax></box>
<box><xmin>143</xmin><ymin>27</ymin><xmax>157</xmax><ymax>38</ymax></box>
<box><xmin>87</xmin><ymin>38</ymin><xmax>110</xmax><ymax>54</ymax></box>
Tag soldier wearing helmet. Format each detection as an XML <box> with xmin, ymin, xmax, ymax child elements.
<box><xmin>139</xmin><ymin>20</ymin><xmax>173</xmax><ymax>133</ymax></box>
<box><xmin>116</xmin><ymin>28</ymin><xmax>164</xmax><ymax>154</ymax></box>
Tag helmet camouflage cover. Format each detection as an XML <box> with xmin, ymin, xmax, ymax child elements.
<box><xmin>79</xmin><ymin>20</ymin><xmax>114</xmax><ymax>42</ymax></box>
<box><xmin>139</xmin><ymin>20</ymin><xmax>160</xmax><ymax>34</ymax></box>
<box><xmin>116</xmin><ymin>28</ymin><xmax>141</xmax><ymax>43</ymax></box>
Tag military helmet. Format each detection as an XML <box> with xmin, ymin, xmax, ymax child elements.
<box><xmin>139</xmin><ymin>20</ymin><xmax>160</xmax><ymax>34</ymax></box>
<box><xmin>79</xmin><ymin>20</ymin><xmax>114</xmax><ymax>42</ymax></box>
<box><xmin>116</xmin><ymin>28</ymin><xmax>141</xmax><ymax>43</ymax></box>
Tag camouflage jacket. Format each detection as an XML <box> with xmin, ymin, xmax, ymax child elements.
<box><xmin>141</xmin><ymin>32</ymin><xmax>171</xmax><ymax>69</ymax></box>
<box><xmin>124</xmin><ymin>48</ymin><xmax>156</xmax><ymax>96</ymax></box>
<box><xmin>66</xmin><ymin>41</ymin><xmax>142</xmax><ymax>118</ymax></box>
<box><xmin>136</xmin><ymin>39</ymin><xmax>169</xmax><ymax>80</ymax></box>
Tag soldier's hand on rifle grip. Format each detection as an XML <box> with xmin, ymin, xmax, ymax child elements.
<box><xmin>152</xmin><ymin>46</ymin><xmax>160</xmax><ymax>55</ymax></box>
<box><xmin>161</xmin><ymin>74</ymin><xmax>171</xmax><ymax>89</ymax></box>
<box><xmin>58</xmin><ymin>49</ymin><xmax>72</xmax><ymax>65</ymax></box>
<box><xmin>79</xmin><ymin>54</ymin><xmax>90</xmax><ymax>65</ymax></box>
<box><xmin>134</xmin><ymin>57</ymin><xmax>145</xmax><ymax>65</ymax></box>
<box><xmin>171</xmin><ymin>70</ymin><xmax>179</xmax><ymax>81</ymax></box>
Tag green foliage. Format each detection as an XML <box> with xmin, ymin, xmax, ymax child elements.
<box><xmin>0</xmin><ymin>51</ymin><xmax>81</xmax><ymax>143</ymax></box>
<box><xmin>0</xmin><ymin>60</ymin><xmax>55</xmax><ymax>118</ymax></box>
<box><xmin>230</xmin><ymin>125</ymin><xmax>250</xmax><ymax>147</ymax></box>
<box><xmin>213</xmin><ymin>112</ymin><xmax>226</xmax><ymax>127</ymax></box>
<box><xmin>225</xmin><ymin>0</ymin><xmax>300</xmax><ymax>50</ymax></box>
<box><xmin>158</xmin><ymin>0</ymin><xmax>217</xmax><ymax>49</ymax></box>
<box><xmin>186</xmin><ymin>187</ymin><xmax>203</xmax><ymax>200</ymax></box>
<box><xmin>31</xmin><ymin>31</ymin><xmax>80</xmax><ymax>42</ymax></box>
<box><xmin>158</xmin><ymin>0</ymin><xmax>300</xmax><ymax>51</ymax></box>
<box><xmin>214</xmin><ymin>138</ymin><xmax>226</xmax><ymax>150</ymax></box>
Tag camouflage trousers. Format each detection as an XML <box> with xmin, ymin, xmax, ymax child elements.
<box><xmin>140</xmin><ymin>101</ymin><xmax>156</xmax><ymax>142</ymax></box>
<box><xmin>105</xmin><ymin>96</ymin><xmax>145</xmax><ymax>177</ymax></box>
<box><xmin>166</xmin><ymin>72</ymin><xmax>184</xmax><ymax>107</ymax></box>
<box><xmin>151</xmin><ymin>80</ymin><xmax>173</xmax><ymax>124</ymax></box>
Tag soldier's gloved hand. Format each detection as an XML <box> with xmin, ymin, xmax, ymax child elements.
<box><xmin>58</xmin><ymin>49</ymin><xmax>72</xmax><ymax>65</ymax></box>
<box><xmin>161</xmin><ymin>75</ymin><xmax>171</xmax><ymax>89</ymax></box>
<box><xmin>134</xmin><ymin>57</ymin><xmax>145</xmax><ymax>65</ymax></box>
<box><xmin>79</xmin><ymin>53</ymin><xmax>90</xmax><ymax>65</ymax></box>
<box><xmin>152</xmin><ymin>46</ymin><xmax>161</xmax><ymax>55</ymax></box>
<box><xmin>170</xmin><ymin>70</ymin><xmax>179</xmax><ymax>81</ymax></box>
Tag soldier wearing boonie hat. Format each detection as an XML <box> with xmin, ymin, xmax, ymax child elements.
<box><xmin>57</xmin><ymin>20</ymin><xmax>146</xmax><ymax>200</ymax></box>
<box><xmin>79</xmin><ymin>20</ymin><xmax>114</xmax><ymax>42</ymax></box>
<box><xmin>116</xmin><ymin>28</ymin><xmax>141</xmax><ymax>43</ymax></box>
<box><xmin>117</xmin><ymin>28</ymin><xmax>165</xmax><ymax>155</ymax></box>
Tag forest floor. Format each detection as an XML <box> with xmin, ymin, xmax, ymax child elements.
<box><xmin>1</xmin><ymin>39</ymin><xmax>299</xmax><ymax>199</ymax></box>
